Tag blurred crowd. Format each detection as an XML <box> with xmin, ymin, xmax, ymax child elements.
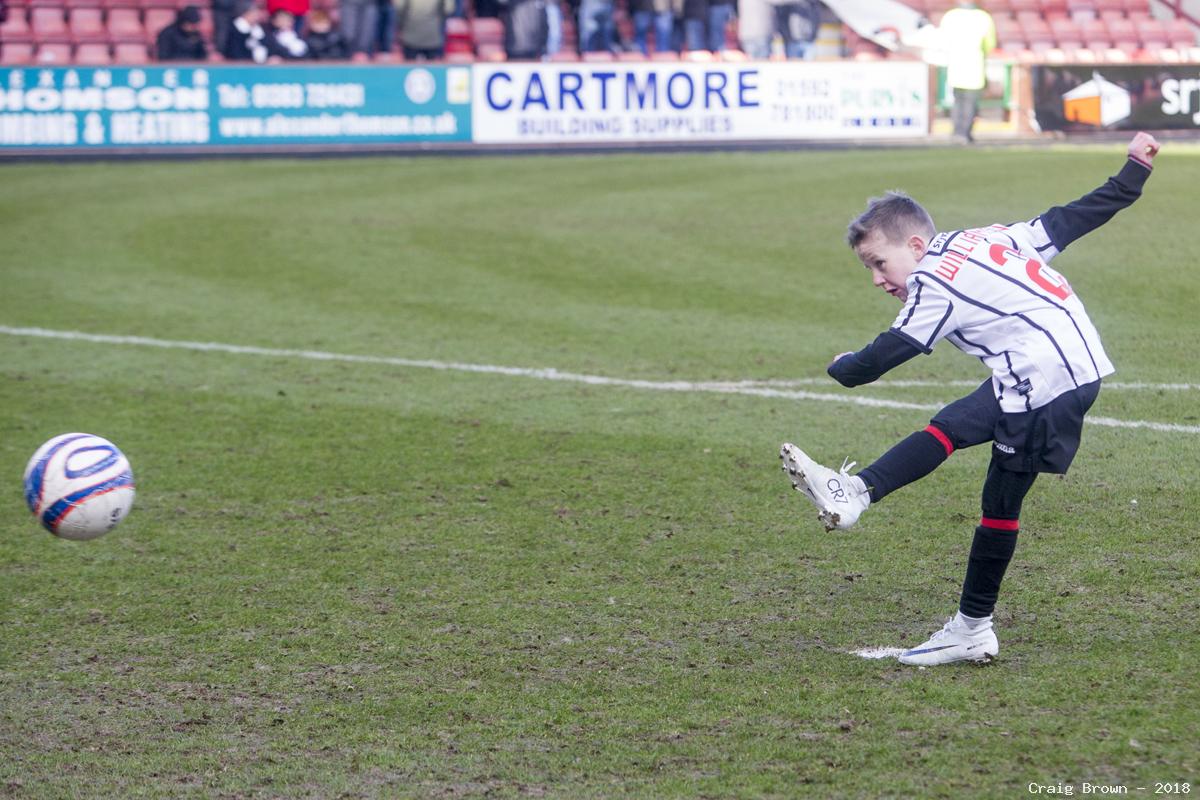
<box><xmin>152</xmin><ymin>0</ymin><xmax>826</xmax><ymax>62</ymax></box>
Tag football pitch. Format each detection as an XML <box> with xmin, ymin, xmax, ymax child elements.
<box><xmin>1</xmin><ymin>146</ymin><xmax>1197</xmax><ymax>798</ymax></box>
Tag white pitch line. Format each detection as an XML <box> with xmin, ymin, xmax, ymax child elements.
<box><xmin>3</xmin><ymin>325</ymin><xmax>1199</xmax><ymax>434</ymax></box>
<box><xmin>720</xmin><ymin>378</ymin><xmax>1200</xmax><ymax>392</ymax></box>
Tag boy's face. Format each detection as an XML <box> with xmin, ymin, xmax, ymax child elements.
<box><xmin>853</xmin><ymin>228</ymin><xmax>928</xmax><ymax>303</ymax></box>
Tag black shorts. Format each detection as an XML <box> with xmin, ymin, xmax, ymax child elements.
<box><xmin>930</xmin><ymin>379</ymin><xmax>1102</xmax><ymax>474</ymax></box>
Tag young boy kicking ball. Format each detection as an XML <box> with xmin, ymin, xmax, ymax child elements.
<box><xmin>781</xmin><ymin>132</ymin><xmax>1160</xmax><ymax>666</ymax></box>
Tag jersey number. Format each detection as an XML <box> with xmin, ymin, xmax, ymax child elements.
<box><xmin>988</xmin><ymin>244</ymin><xmax>1073</xmax><ymax>301</ymax></box>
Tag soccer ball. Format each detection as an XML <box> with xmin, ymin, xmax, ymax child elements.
<box><xmin>23</xmin><ymin>433</ymin><xmax>136</xmax><ymax>541</ymax></box>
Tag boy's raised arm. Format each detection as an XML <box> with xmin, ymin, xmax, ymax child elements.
<box><xmin>1037</xmin><ymin>132</ymin><xmax>1160</xmax><ymax>255</ymax></box>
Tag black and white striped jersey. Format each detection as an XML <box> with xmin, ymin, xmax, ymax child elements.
<box><xmin>831</xmin><ymin>158</ymin><xmax>1151</xmax><ymax>412</ymax></box>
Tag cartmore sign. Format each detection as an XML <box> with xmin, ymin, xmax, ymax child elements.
<box><xmin>472</xmin><ymin>61</ymin><xmax>929</xmax><ymax>143</ymax></box>
<box><xmin>0</xmin><ymin>64</ymin><xmax>472</xmax><ymax>149</ymax></box>
<box><xmin>1033</xmin><ymin>64</ymin><xmax>1200</xmax><ymax>131</ymax></box>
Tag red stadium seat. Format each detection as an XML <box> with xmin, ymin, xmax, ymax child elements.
<box><xmin>1105</xmin><ymin>16</ymin><xmax>1135</xmax><ymax>42</ymax></box>
<box><xmin>1135</xmin><ymin>18</ymin><xmax>1167</xmax><ymax>48</ymax></box>
<box><xmin>1066</xmin><ymin>0</ymin><xmax>1095</xmax><ymax>21</ymax></box>
<box><xmin>1167</xmin><ymin>18</ymin><xmax>1196</xmax><ymax>48</ymax></box>
<box><xmin>0</xmin><ymin>8</ymin><xmax>35</xmax><ymax>41</ymax></box>
<box><xmin>547</xmin><ymin>49</ymin><xmax>579</xmax><ymax>61</ymax></box>
<box><xmin>1040</xmin><ymin>0</ymin><xmax>1068</xmax><ymax>17</ymax></box>
<box><xmin>1092</xmin><ymin>0</ymin><xmax>1121</xmax><ymax>14</ymax></box>
<box><xmin>30</xmin><ymin>5</ymin><xmax>69</xmax><ymax>38</ymax></box>
<box><xmin>111</xmin><ymin>39</ymin><xmax>149</xmax><ymax>60</ymax></box>
<box><xmin>0</xmin><ymin>42</ymin><xmax>37</xmax><ymax>62</ymax></box>
<box><xmin>73</xmin><ymin>41</ymin><xmax>112</xmax><ymax>61</ymax></box>
<box><xmin>469</xmin><ymin>15</ymin><xmax>503</xmax><ymax>47</ymax></box>
<box><xmin>444</xmin><ymin>15</ymin><xmax>472</xmax><ymax>51</ymax></box>
<box><xmin>1049</xmin><ymin>17</ymin><xmax>1083</xmax><ymax>47</ymax></box>
<box><xmin>1122</xmin><ymin>0</ymin><xmax>1148</xmax><ymax>15</ymax></box>
<box><xmin>477</xmin><ymin>42</ymin><xmax>507</xmax><ymax>61</ymax></box>
<box><xmin>34</xmin><ymin>41</ymin><xmax>73</xmax><ymax>61</ymax></box>
<box><xmin>1009</xmin><ymin>0</ymin><xmax>1040</xmax><ymax>14</ymax></box>
<box><xmin>106</xmin><ymin>6</ymin><xmax>144</xmax><ymax>40</ymax></box>
<box><xmin>68</xmin><ymin>6</ymin><xmax>107</xmax><ymax>41</ymax></box>
<box><xmin>143</xmin><ymin>7</ymin><xmax>174</xmax><ymax>39</ymax></box>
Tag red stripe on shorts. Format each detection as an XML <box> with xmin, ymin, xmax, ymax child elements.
<box><xmin>924</xmin><ymin>424</ymin><xmax>955</xmax><ymax>456</ymax></box>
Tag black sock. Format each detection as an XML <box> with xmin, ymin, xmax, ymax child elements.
<box><xmin>858</xmin><ymin>428</ymin><xmax>951</xmax><ymax>503</ymax></box>
<box><xmin>959</xmin><ymin>523</ymin><xmax>1019</xmax><ymax>618</ymax></box>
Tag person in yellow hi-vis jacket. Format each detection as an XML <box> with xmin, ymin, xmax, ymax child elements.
<box><xmin>939</xmin><ymin>0</ymin><xmax>996</xmax><ymax>143</ymax></box>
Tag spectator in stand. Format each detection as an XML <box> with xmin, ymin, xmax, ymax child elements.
<box><xmin>775</xmin><ymin>0</ymin><xmax>818</xmax><ymax>59</ymax></box>
<box><xmin>266</xmin><ymin>0</ymin><xmax>308</xmax><ymax>34</ymax></box>
<box><xmin>375</xmin><ymin>0</ymin><xmax>396</xmax><ymax>57</ymax></box>
<box><xmin>706</xmin><ymin>0</ymin><xmax>732</xmax><ymax>51</ymax></box>
<box><xmin>394</xmin><ymin>0</ymin><xmax>454</xmax><ymax>58</ymax></box>
<box><xmin>303</xmin><ymin>9</ymin><xmax>349</xmax><ymax>58</ymax></box>
<box><xmin>737</xmin><ymin>0</ymin><xmax>771</xmax><ymax>58</ymax></box>
<box><xmin>156</xmin><ymin>5</ymin><xmax>209</xmax><ymax>60</ymax></box>
<box><xmin>631</xmin><ymin>0</ymin><xmax>674</xmax><ymax>54</ymax></box>
<box><xmin>222</xmin><ymin>1</ymin><xmax>271</xmax><ymax>61</ymax></box>
<box><xmin>266</xmin><ymin>8</ymin><xmax>309</xmax><ymax>57</ymax></box>
<box><xmin>212</xmin><ymin>0</ymin><xmax>238</xmax><ymax>51</ymax></box>
<box><xmin>544</xmin><ymin>0</ymin><xmax>563</xmax><ymax>56</ymax></box>
<box><xmin>940</xmin><ymin>0</ymin><xmax>996</xmax><ymax>143</ymax></box>
<box><xmin>340</xmin><ymin>0</ymin><xmax>379</xmax><ymax>55</ymax></box>
<box><xmin>682</xmin><ymin>0</ymin><xmax>706</xmax><ymax>50</ymax></box>
<box><xmin>501</xmin><ymin>0</ymin><xmax>548</xmax><ymax>59</ymax></box>
<box><xmin>577</xmin><ymin>0</ymin><xmax>613</xmax><ymax>52</ymax></box>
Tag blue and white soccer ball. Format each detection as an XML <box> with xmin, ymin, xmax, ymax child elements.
<box><xmin>23</xmin><ymin>433</ymin><xmax>136</xmax><ymax>541</ymax></box>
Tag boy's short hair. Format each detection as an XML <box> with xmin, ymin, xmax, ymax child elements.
<box><xmin>846</xmin><ymin>192</ymin><xmax>936</xmax><ymax>249</ymax></box>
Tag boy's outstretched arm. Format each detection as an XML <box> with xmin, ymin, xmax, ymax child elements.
<box><xmin>827</xmin><ymin>330</ymin><xmax>923</xmax><ymax>387</ymax></box>
<box><xmin>1037</xmin><ymin>132</ymin><xmax>1160</xmax><ymax>254</ymax></box>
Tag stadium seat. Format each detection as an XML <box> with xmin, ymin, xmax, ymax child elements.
<box><xmin>1122</xmin><ymin>0</ymin><xmax>1149</xmax><ymax>15</ymax></box>
<box><xmin>30</xmin><ymin>5</ymin><xmax>69</xmax><ymax>38</ymax></box>
<box><xmin>477</xmin><ymin>42</ymin><xmax>507</xmax><ymax>60</ymax></box>
<box><xmin>1049</xmin><ymin>17</ymin><xmax>1083</xmax><ymax>47</ymax></box>
<box><xmin>106</xmin><ymin>6</ymin><xmax>144</xmax><ymax>40</ymax></box>
<box><xmin>984</xmin><ymin>0</ymin><xmax>1013</xmax><ymax>16</ymax></box>
<box><xmin>547</xmin><ymin>49</ymin><xmax>580</xmax><ymax>61</ymax></box>
<box><xmin>1106</xmin><ymin>16</ymin><xmax>1135</xmax><ymax>41</ymax></box>
<box><xmin>68</xmin><ymin>6</ymin><xmax>106</xmax><ymax>41</ymax></box>
<box><xmin>1167</xmin><ymin>18</ymin><xmax>1196</xmax><ymax>48</ymax></box>
<box><xmin>73</xmin><ymin>41</ymin><xmax>111</xmax><ymax>61</ymax></box>
<box><xmin>143</xmin><ymin>7</ymin><xmax>174</xmax><ymax>39</ymax></box>
<box><xmin>1131</xmin><ymin>17</ymin><xmax>1165</xmax><ymax>48</ymax></box>
<box><xmin>1066</xmin><ymin>0</ymin><xmax>1095</xmax><ymax>21</ymax></box>
<box><xmin>111</xmin><ymin>40</ymin><xmax>148</xmax><ymax>61</ymax></box>
<box><xmin>1009</xmin><ymin>0</ymin><xmax>1039</xmax><ymax>14</ymax></box>
<box><xmin>1092</xmin><ymin>0</ymin><xmax>1121</xmax><ymax>14</ymax></box>
<box><xmin>649</xmin><ymin>49</ymin><xmax>679</xmax><ymax>61</ymax></box>
<box><xmin>0</xmin><ymin>9</ymin><xmax>35</xmax><ymax>42</ymax></box>
<box><xmin>469</xmin><ymin>15</ymin><xmax>502</xmax><ymax>47</ymax></box>
<box><xmin>0</xmin><ymin>42</ymin><xmax>37</xmax><ymax>62</ymax></box>
<box><xmin>444</xmin><ymin>16</ymin><xmax>472</xmax><ymax>50</ymax></box>
<box><xmin>1040</xmin><ymin>0</ymin><xmax>1068</xmax><ymax>18</ymax></box>
<box><xmin>34</xmin><ymin>41</ymin><xmax>73</xmax><ymax>61</ymax></box>
<box><xmin>581</xmin><ymin>49</ymin><xmax>614</xmax><ymax>60</ymax></box>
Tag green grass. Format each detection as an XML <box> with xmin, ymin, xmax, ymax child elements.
<box><xmin>1</xmin><ymin>146</ymin><xmax>1198</xmax><ymax>798</ymax></box>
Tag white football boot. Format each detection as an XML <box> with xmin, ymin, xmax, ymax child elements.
<box><xmin>779</xmin><ymin>443</ymin><xmax>870</xmax><ymax>532</ymax></box>
<box><xmin>898</xmin><ymin>615</ymin><xmax>999</xmax><ymax>666</ymax></box>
